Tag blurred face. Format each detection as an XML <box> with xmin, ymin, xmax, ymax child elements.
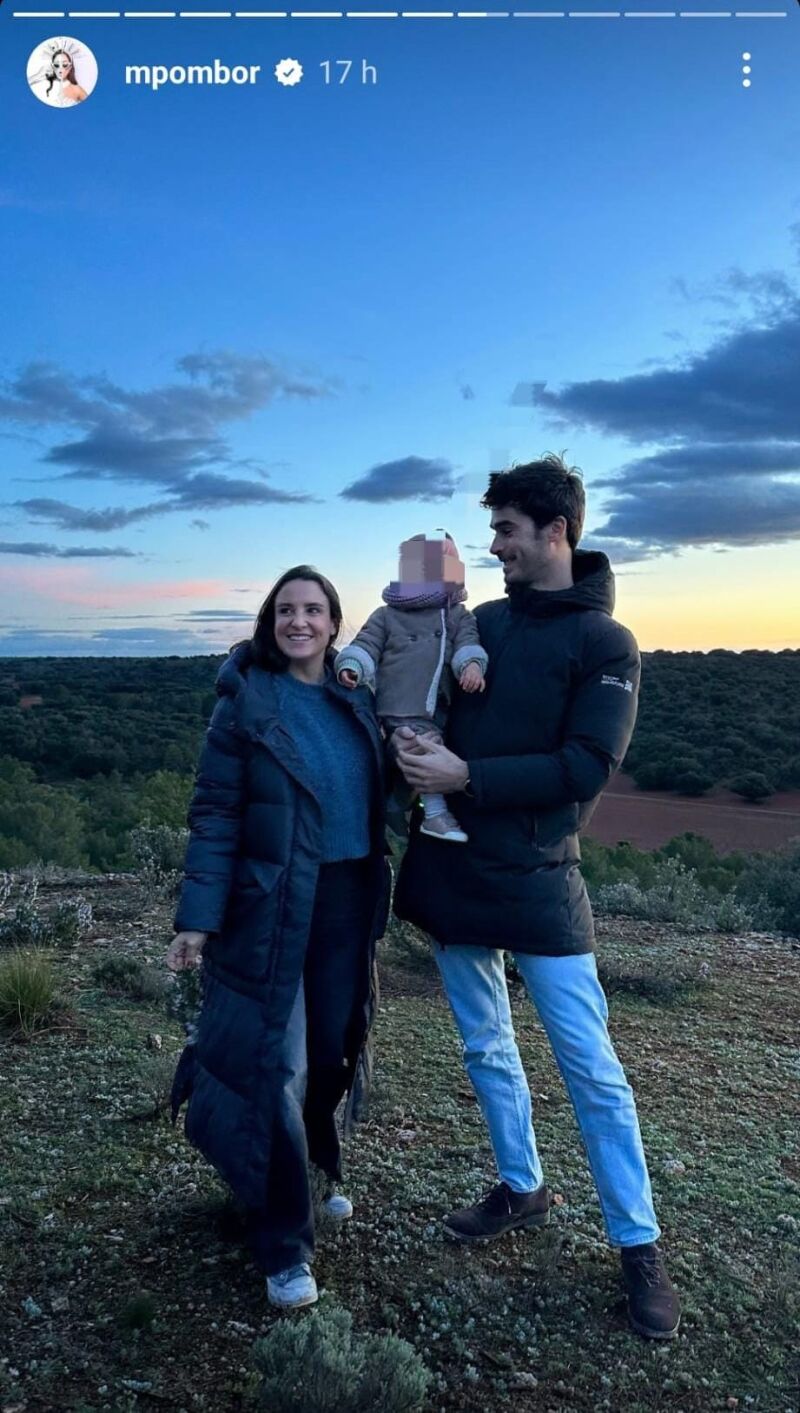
<box><xmin>53</xmin><ymin>54</ymin><xmax>72</xmax><ymax>78</ymax></box>
<box><xmin>273</xmin><ymin>578</ymin><xmax>336</xmax><ymax>675</ymax></box>
<box><xmin>489</xmin><ymin>504</ymin><xmax>555</xmax><ymax>587</ymax></box>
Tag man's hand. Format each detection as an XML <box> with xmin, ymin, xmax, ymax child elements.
<box><xmin>338</xmin><ymin>669</ymin><xmax>359</xmax><ymax>690</ymax></box>
<box><xmin>459</xmin><ymin>662</ymin><xmax>486</xmax><ymax>694</ymax></box>
<box><xmin>166</xmin><ymin>930</ymin><xmax>208</xmax><ymax>971</ymax></box>
<box><xmin>396</xmin><ymin>733</ymin><xmax>470</xmax><ymax>794</ymax></box>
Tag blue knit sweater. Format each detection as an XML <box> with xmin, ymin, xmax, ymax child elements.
<box><xmin>273</xmin><ymin>671</ymin><xmax>373</xmax><ymax>862</ymax></box>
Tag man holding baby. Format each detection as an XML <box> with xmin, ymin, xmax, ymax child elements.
<box><xmin>392</xmin><ymin>453</ymin><xmax>681</xmax><ymax>1342</ymax></box>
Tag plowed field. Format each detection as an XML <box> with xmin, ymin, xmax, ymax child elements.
<box><xmin>588</xmin><ymin>774</ymin><xmax>800</xmax><ymax>855</ymax></box>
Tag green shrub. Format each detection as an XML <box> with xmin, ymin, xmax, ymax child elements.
<box><xmin>711</xmin><ymin>890</ymin><xmax>757</xmax><ymax>934</ymax></box>
<box><xmin>580</xmin><ymin>837</ymin><xmax>660</xmax><ymax>892</ymax></box>
<box><xmin>245</xmin><ymin>1304</ymin><xmax>430</xmax><ymax>1413</ymax></box>
<box><xmin>735</xmin><ymin>845</ymin><xmax>800</xmax><ymax>937</ymax></box>
<box><xmin>659</xmin><ymin>833</ymin><xmax>746</xmax><ymax>895</ymax></box>
<box><xmin>130</xmin><ymin>823</ymin><xmax>188</xmax><ymax>897</ymax></box>
<box><xmin>592</xmin><ymin>856</ymin><xmax>754</xmax><ymax>932</ymax></box>
<box><xmin>729</xmin><ymin>772</ymin><xmax>773</xmax><ymax>802</ymax></box>
<box><xmin>0</xmin><ymin>949</ymin><xmax>58</xmax><ymax>1038</ymax></box>
<box><xmin>49</xmin><ymin>898</ymin><xmax>93</xmax><ymax>947</ymax></box>
<box><xmin>0</xmin><ymin>879</ymin><xmax>92</xmax><ymax>951</ymax></box>
<box><xmin>0</xmin><ymin>897</ymin><xmax>50</xmax><ymax>949</ymax></box>
<box><xmin>93</xmin><ymin>953</ymin><xmax>165</xmax><ymax>1003</ymax></box>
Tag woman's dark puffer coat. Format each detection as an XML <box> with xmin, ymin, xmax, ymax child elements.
<box><xmin>170</xmin><ymin>641</ymin><xmax>391</xmax><ymax>1209</ymax></box>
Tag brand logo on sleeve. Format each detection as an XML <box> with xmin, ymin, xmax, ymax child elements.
<box><xmin>602</xmin><ymin>674</ymin><xmax>634</xmax><ymax>693</ymax></box>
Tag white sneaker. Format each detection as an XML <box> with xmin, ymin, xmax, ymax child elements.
<box><xmin>322</xmin><ymin>1191</ymin><xmax>353</xmax><ymax>1221</ymax></box>
<box><xmin>266</xmin><ymin>1262</ymin><xmax>318</xmax><ymax>1309</ymax></box>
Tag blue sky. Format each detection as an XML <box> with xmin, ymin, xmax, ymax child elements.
<box><xmin>2</xmin><ymin>5</ymin><xmax>800</xmax><ymax>654</ymax></box>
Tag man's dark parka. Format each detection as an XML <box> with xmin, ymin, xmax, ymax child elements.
<box><xmin>171</xmin><ymin>641</ymin><xmax>391</xmax><ymax>1209</ymax></box>
<box><xmin>393</xmin><ymin>551</ymin><xmax>639</xmax><ymax>956</ymax></box>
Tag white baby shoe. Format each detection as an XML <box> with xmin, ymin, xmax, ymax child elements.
<box><xmin>420</xmin><ymin>810</ymin><xmax>468</xmax><ymax>843</ymax></box>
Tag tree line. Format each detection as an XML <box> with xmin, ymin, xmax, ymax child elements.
<box><xmin>1</xmin><ymin>648</ymin><xmax>799</xmax><ymax>801</ymax></box>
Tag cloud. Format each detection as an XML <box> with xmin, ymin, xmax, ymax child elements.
<box><xmin>466</xmin><ymin>540</ymin><xmax>661</xmax><ymax>569</ymax></box>
<box><xmin>514</xmin><ymin>248</ymin><xmax>800</xmax><ymax>556</ymax></box>
<box><xmin>340</xmin><ymin>456</ymin><xmax>459</xmax><ymax>503</ymax></box>
<box><xmin>1</xmin><ymin>351</ymin><xmax>327</xmax><ymax>530</ymax></box>
<box><xmin>591</xmin><ymin>480</ymin><xmax>800</xmax><ymax>555</ymax></box>
<box><xmin>167</xmin><ymin>472</ymin><xmax>315</xmax><ymax>510</ymax></box>
<box><xmin>0</xmin><ymin>541</ymin><xmax>138</xmax><ymax>559</ymax></box>
<box><xmin>0</xmin><ymin>625</ymin><xmax>232</xmax><ymax>657</ymax></box>
<box><xmin>191</xmin><ymin>518</ymin><xmax>210</xmax><ymax>531</ymax></box>
<box><xmin>593</xmin><ymin>442</ymin><xmax>800</xmax><ymax>490</ymax></box>
<box><xmin>16</xmin><ymin>472</ymin><xmax>316</xmax><ymax>533</ymax></box>
<box><xmin>14</xmin><ymin>499</ymin><xmax>161</xmax><ymax>532</ymax></box>
<box><xmin>579</xmin><ymin>539</ymin><xmax>665</xmax><ymax>565</ymax></box>
<box><xmin>1</xmin><ymin>351</ymin><xmax>331</xmax><ymax>450</ymax></box>
<box><xmin>180</xmin><ymin>609</ymin><xmax>254</xmax><ymax>621</ymax></box>
<box><xmin>671</xmin><ymin>265</ymin><xmax>798</xmax><ymax>324</ymax></box>
<box><xmin>529</xmin><ymin>296</ymin><xmax>800</xmax><ymax>445</ymax></box>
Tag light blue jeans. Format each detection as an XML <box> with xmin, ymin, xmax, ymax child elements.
<box><xmin>433</xmin><ymin>944</ymin><xmax>660</xmax><ymax>1247</ymax></box>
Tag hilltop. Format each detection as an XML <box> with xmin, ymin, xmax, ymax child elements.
<box><xmin>0</xmin><ymin>872</ymin><xmax>798</xmax><ymax>1412</ymax></box>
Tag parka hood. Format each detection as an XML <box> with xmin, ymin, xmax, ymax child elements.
<box><xmin>507</xmin><ymin>549</ymin><xmax>616</xmax><ymax>618</ymax></box>
<box><xmin>215</xmin><ymin>638</ymin><xmax>254</xmax><ymax>698</ymax></box>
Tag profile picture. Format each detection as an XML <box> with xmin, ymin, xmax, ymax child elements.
<box><xmin>27</xmin><ymin>37</ymin><xmax>98</xmax><ymax>108</ymax></box>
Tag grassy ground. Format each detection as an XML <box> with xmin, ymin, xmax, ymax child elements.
<box><xmin>0</xmin><ymin>877</ymin><xmax>798</xmax><ymax>1413</ymax></box>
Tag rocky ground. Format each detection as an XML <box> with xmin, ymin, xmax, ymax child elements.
<box><xmin>0</xmin><ymin>874</ymin><xmax>798</xmax><ymax>1413</ymax></box>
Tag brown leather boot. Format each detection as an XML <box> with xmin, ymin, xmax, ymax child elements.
<box><xmin>443</xmin><ymin>1181</ymin><xmax>551</xmax><ymax>1242</ymax></box>
<box><xmin>621</xmin><ymin>1243</ymin><xmax>681</xmax><ymax>1339</ymax></box>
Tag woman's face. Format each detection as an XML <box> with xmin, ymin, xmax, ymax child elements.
<box><xmin>274</xmin><ymin>578</ymin><xmax>336</xmax><ymax>673</ymax></box>
<box><xmin>53</xmin><ymin>53</ymin><xmax>72</xmax><ymax>79</ymax></box>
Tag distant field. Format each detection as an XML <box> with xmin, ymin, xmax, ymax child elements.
<box><xmin>587</xmin><ymin>773</ymin><xmax>800</xmax><ymax>856</ymax></box>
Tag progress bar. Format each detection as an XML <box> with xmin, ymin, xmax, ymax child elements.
<box><xmin>10</xmin><ymin>6</ymin><xmax>791</xmax><ymax>14</ymax></box>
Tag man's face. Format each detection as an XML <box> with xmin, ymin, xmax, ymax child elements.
<box><xmin>489</xmin><ymin>504</ymin><xmax>553</xmax><ymax>587</ymax></box>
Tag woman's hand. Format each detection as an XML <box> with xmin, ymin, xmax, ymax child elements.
<box><xmin>338</xmin><ymin>669</ymin><xmax>359</xmax><ymax>690</ymax></box>
<box><xmin>459</xmin><ymin>662</ymin><xmax>486</xmax><ymax>694</ymax></box>
<box><xmin>166</xmin><ymin>931</ymin><xmax>208</xmax><ymax>971</ymax></box>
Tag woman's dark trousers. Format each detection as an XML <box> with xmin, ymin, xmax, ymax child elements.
<box><xmin>247</xmin><ymin>858</ymin><xmax>373</xmax><ymax>1276</ymax></box>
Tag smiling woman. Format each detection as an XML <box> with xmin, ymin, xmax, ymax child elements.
<box><xmin>166</xmin><ymin>563</ymin><xmax>391</xmax><ymax>1315</ymax></box>
<box><xmin>253</xmin><ymin>570</ymin><xmax>338</xmax><ymax>683</ymax></box>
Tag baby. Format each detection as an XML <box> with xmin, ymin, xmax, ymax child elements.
<box><xmin>335</xmin><ymin>531</ymin><xmax>487</xmax><ymax>842</ymax></box>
